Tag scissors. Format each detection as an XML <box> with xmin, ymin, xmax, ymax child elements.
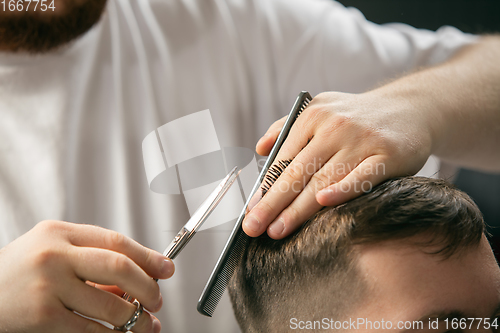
<box><xmin>115</xmin><ymin>166</ymin><xmax>241</xmax><ymax>331</ymax></box>
<box><xmin>161</xmin><ymin>166</ymin><xmax>241</xmax><ymax>260</ymax></box>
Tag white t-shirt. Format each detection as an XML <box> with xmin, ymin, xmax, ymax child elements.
<box><xmin>0</xmin><ymin>0</ymin><xmax>476</xmax><ymax>331</ymax></box>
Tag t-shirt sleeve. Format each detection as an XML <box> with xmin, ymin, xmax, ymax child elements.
<box><xmin>229</xmin><ymin>0</ymin><xmax>478</xmax><ymax>107</ymax></box>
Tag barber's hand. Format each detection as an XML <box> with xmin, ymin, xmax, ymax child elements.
<box><xmin>243</xmin><ymin>91</ymin><xmax>432</xmax><ymax>239</ymax></box>
<box><xmin>0</xmin><ymin>220</ymin><xmax>175</xmax><ymax>333</ymax></box>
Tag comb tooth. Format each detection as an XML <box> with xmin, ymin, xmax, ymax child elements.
<box><xmin>297</xmin><ymin>97</ymin><xmax>311</xmax><ymax>117</ymax></box>
<box><xmin>269</xmin><ymin>167</ymin><xmax>279</xmax><ymax>175</ymax></box>
<box><xmin>279</xmin><ymin>159</ymin><xmax>291</xmax><ymax>169</ymax></box>
<box><xmin>261</xmin><ymin>158</ymin><xmax>293</xmax><ymax>196</ymax></box>
<box><xmin>268</xmin><ymin>170</ymin><xmax>280</xmax><ymax>180</ymax></box>
<box><xmin>198</xmin><ymin>230</ymin><xmax>249</xmax><ymax>316</ymax></box>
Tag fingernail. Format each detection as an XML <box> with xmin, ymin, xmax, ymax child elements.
<box><xmin>153</xmin><ymin>318</ymin><xmax>161</xmax><ymax>333</ymax></box>
<box><xmin>244</xmin><ymin>215</ymin><xmax>261</xmax><ymax>233</ymax></box>
<box><xmin>161</xmin><ymin>259</ymin><xmax>175</xmax><ymax>277</ymax></box>
<box><xmin>319</xmin><ymin>188</ymin><xmax>333</xmax><ymax>196</ymax></box>
<box><xmin>269</xmin><ymin>218</ymin><xmax>285</xmax><ymax>236</ymax></box>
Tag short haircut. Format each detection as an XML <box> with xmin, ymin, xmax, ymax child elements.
<box><xmin>228</xmin><ymin>176</ymin><xmax>485</xmax><ymax>333</ymax></box>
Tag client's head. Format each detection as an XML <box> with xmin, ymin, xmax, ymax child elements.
<box><xmin>228</xmin><ymin>176</ymin><xmax>500</xmax><ymax>332</ymax></box>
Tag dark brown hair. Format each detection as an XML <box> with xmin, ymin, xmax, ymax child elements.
<box><xmin>0</xmin><ymin>0</ymin><xmax>107</xmax><ymax>53</ymax></box>
<box><xmin>228</xmin><ymin>177</ymin><xmax>484</xmax><ymax>332</ymax></box>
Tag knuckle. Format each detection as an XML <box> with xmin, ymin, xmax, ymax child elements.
<box><xmin>31</xmin><ymin>275</ymin><xmax>53</xmax><ymax>296</ymax></box>
<box><xmin>32</xmin><ymin>247</ymin><xmax>62</xmax><ymax>268</ymax></box>
<box><xmin>315</xmin><ymin>115</ymin><xmax>355</xmax><ymax>144</ymax></box>
<box><xmin>256</xmin><ymin>199</ymin><xmax>275</xmax><ymax>217</ymax></box>
<box><xmin>107</xmin><ymin>231</ymin><xmax>128</xmax><ymax>250</ymax></box>
<box><xmin>302</xmin><ymin>106</ymin><xmax>328</xmax><ymax>126</ymax></box>
<box><xmin>112</xmin><ymin>254</ymin><xmax>133</xmax><ymax>275</ymax></box>
<box><xmin>330</xmin><ymin>113</ymin><xmax>354</xmax><ymax>131</ymax></box>
<box><xmin>313</xmin><ymin>91</ymin><xmax>328</xmax><ymax>100</ymax></box>
<box><xmin>36</xmin><ymin>220</ymin><xmax>62</xmax><ymax>232</ymax></box>
<box><xmin>286</xmin><ymin>160</ymin><xmax>306</xmax><ymax>182</ymax></box>
<box><xmin>311</xmin><ymin>171</ymin><xmax>335</xmax><ymax>189</ymax></box>
<box><xmin>142</xmin><ymin>248</ymin><xmax>156</xmax><ymax>270</ymax></box>
<box><xmin>357</xmin><ymin>125</ymin><xmax>380</xmax><ymax>142</ymax></box>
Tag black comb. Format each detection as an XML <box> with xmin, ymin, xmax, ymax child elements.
<box><xmin>197</xmin><ymin>91</ymin><xmax>313</xmax><ymax>317</ymax></box>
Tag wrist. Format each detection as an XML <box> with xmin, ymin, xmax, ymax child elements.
<box><xmin>364</xmin><ymin>80</ymin><xmax>438</xmax><ymax>159</ymax></box>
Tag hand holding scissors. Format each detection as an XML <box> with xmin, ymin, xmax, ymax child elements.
<box><xmin>115</xmin><ymin>167</ymin><xmax>241</xmax><ymax>331</ymax></box>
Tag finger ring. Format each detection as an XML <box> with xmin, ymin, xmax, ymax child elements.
<box><xmin>114</xmin><ymin>299</ymin><xmax>144</xmax><ymax>331</ymax></box>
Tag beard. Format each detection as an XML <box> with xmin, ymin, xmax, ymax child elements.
<box><xmin>0</xmin><ymin>0</ymin><xmax>108</xmax><ymax>54</ymax></box>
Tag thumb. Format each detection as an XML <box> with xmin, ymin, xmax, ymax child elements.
<box><xmin>256</xmin><ymin>116</ymin><xmax>287</xmax><ymax>156</ymax></box>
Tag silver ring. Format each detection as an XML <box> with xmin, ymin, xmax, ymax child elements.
<box><xmin>114</xmin><ymin>299</ymin><xmax>143</xmax><ymax>332</ymax></box>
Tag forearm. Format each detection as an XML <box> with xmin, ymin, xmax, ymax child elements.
<box><xmin>370</xmin><ymin>36</ymin><xmax>500</xmax><ymax>172</ymax></box>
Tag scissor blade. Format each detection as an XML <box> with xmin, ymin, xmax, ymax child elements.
<box><xmin>161</xmin><ymin>167</ymin><xmax>240</xmax><ymax>259</ymax></box>
<box><xmin>183</xmin><ymin>166</ymin><xmax>241</xmax><ymax>233</ymax></box>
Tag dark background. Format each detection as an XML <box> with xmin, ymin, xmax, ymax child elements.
<box><xmin>336</xmin><ymin>0</ymin><xmax>500</xmax><ymax>253</ymax></box>
<box><xmin>337</xmin><ymin>0</ymin><xmax>500</xmax><ymax>34</ymax></box>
